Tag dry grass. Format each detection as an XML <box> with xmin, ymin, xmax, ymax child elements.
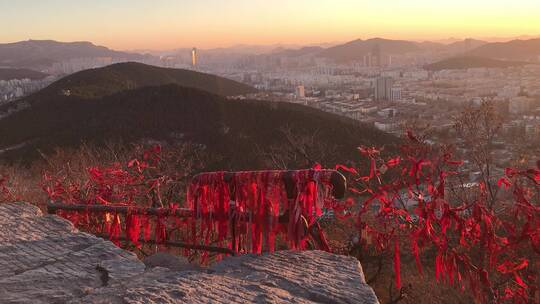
<box><xmin>0</xmin><ymin>145</ymin><xmax>485</xmax><ymax>303</ymax></box>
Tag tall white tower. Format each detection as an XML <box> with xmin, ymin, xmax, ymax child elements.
<box><xmin>191</xmin><ymin>47</ymin><xmax>197</xmax><ymax>67</ymax></box>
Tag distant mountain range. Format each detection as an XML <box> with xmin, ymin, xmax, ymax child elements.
<box><xmin>433</xmin><ymin>35</ymin><xmax>540</xmax><ymax>44</ymax></box>
<box><xmin>0</xmin><ymin>40</ymin><xmax>146</xmax><ymax>70</ymax></box>
<box><xmin>318</xmin><ymin>38</ymin><xmax>421</xmax><ymax>62</ymax></box>
<box><xmin>425</xmin><ymin>56</ymin><xmax>528</xmax><ymax>71</ymax></box>
<box><xmin>466</xmin><ymin>39</ymin><xmax>540</xmax><ymax>61</ymax></box>
<box><xmin>423</xmin><ymin>39</ymin><xmax>540</xmax><ymax>69</ymax></box>
<box><xmin>3</xmin><ymin>37</ymin><xmax>539</xmax><ymax>73</ymax></box>
<box><xmin>0</xmin><ymin>68</ymin><xmax>48</xmax><ymax>81</ymax></box>
<box><xmin>444</xmin><ymin>39</ymin><xmax>488</xmax><ymax>53</ymax></box>
<box><xmin>271</xmin><ymin>46</ymin><xmax>325</xmax><ymax>58</ymax></box>
<box><xmin>0</xmin><ymin>63</ymin><xmax>396</xmax><ymax>168</ymax></box>
<box><xmin>261</xmin><ymin>38</ymin><xmax>491</xmax><ymax>62</ymax></box>
<box><xmin>255</xmin><ymin>37</ymin><xmax>540</xmax><ymax>64</ymax></box>
<box><xmin>252</xmin><ymin>38</ymin><xmax>425</xmax><ymax>62</ymax></box>
<box><xmin>477</xmin><ymin>35</ymin><xmax>540</xmax><ymax>43</ymax></box>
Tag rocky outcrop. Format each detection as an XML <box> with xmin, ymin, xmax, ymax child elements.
<box><xmin>0</xmin><ymin>202</ymin><xmax>379</xmax><ymax>304</ymax></box>
<box><xmin>0</xmin><ymin>202</ymin><xmax>144</xmax><ymax>303</ymax></box>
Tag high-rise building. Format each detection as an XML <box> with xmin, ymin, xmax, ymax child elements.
<box><xmin>295</xmin><ymin>85</ymin><xmax>305</xmax><ymax>98</ymax></box>
<box><xmin>374</xmin><ymin>77</ymin><xmax>393</xmax><ymax>101</ymax></box>
<box><xmin>363</xmin><ymin>53</ymin><xmax>373</xmax><ymax>67</ymax></box>
<box><xmin>390</xmin><ymin>87</ymin><xmax>402</xmax><ymax>101</ymax></box>
<box><xmin>372</xmin><ymin>44</ymin><xmax>381</xmax><ymax>67</ymax></box>
<box><xmin>191</xmin><ymin>48</ymin><xmax>198</xmax><ymax>67</ymax></box>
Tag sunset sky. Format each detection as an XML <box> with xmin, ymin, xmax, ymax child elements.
<box><xmin>1</xmin><ymin>0</ymin><xmax>539</xmax><ymax>50</ymax></box>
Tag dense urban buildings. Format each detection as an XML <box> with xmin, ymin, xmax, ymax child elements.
<box><xmin>1</xmin><ymin>38</ymin><xmax>539</xmax><ymax>183</ymax></box>
<box><xmin>374</xmin><ymin>76</ymin><xmax>394</xmax><ymax>101</ymax></box>
<box><xmin>213</xmin><ymin>43</ymin><xmax>540</xmax><ymax>178</ymax></box>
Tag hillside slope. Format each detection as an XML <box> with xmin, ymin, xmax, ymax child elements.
<box><xmin>318</xmin><ymin>38</ymin><xmax>421</xmax><ymax>62</ymax></box>
<box><xmin>425</xmin><ymin>56</ymin><xmax>528</xmax><ymax>71</ymax></box>
<box><xmin>445</xmin><ymin>39</ymin><xmax>487</xmax><ymax>53</ymax></box>
<box><xmin>0</xmin><ymin>62</ymin><xmax>256</xmax><ymax>116</ymax></box>
<box><xmin>466</xmin><ymin>39</ymin><xmax>540</xmax><ymax>61</ymax></box>
<box><xmin>31</xmin><ymin>62</ymin><xmax>257</xmax><ymax>99</ymax></box>
<box><xmin>271</xmin><ymin>46</ymin><xmax>324</xmax><ymax>57</ymax></box>
<box><xmin>0</xmin><ymin>83</ymin><xmax>396</xmax><ymax>169</ymax></box>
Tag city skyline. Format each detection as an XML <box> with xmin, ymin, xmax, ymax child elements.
<box><xmin>1</xmin><ymin>0</ymin><xmax>540</xmax><ymax>50</ymax></box>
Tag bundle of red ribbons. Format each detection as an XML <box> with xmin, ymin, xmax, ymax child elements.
<box><xmin>186</xmin><ymin>169</ymin><xmax>337</xmax><ymax>254</ymax></box>
<box><xmin>90</xmin><ymin>169</ymin><xmax>338</xmax><ymax>258</ymax></box>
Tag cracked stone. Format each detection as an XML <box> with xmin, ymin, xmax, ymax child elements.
<box><xmin>0</xmin><ymin>202</ymin><xmax>379</xmax><ymax>304</ymax></box>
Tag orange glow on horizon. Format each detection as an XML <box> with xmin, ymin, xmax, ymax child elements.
<box><xmin>1</xmin><ymin>0</ymin><xmax>539</xmax><ymax>50</ymax></box>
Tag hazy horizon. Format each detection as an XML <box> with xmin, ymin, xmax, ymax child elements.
<box><xmin>1</xmin><ymin>0</ymin><xmax>539</xmax><ymax>50</ymax></box>
<box><xmin>2</xmin><ymin>34</ymin><xmax>540</xmax><ymax>54</ymax></box>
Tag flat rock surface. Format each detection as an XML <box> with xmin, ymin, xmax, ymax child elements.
<box><xmin>0</xmin><ymin>202</ymin><xmax>379</xmax><ymax>304</ymax></box>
